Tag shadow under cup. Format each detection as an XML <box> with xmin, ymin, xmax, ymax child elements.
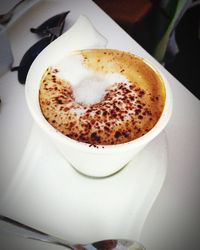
<box><xmin>25</xmin><ymin>49</ymin><xmax>172</xmax><ymax>178</ymax></box>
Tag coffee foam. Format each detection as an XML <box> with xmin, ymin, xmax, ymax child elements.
<box><xmin>55</xmin><ymin>54</ymin><xmax>129</xmax><ymax>105</ymax></box>
<box><xmin>39</xmin><ymin>49</ymin><xmax>166</xmax><ymax>145</ymax></box>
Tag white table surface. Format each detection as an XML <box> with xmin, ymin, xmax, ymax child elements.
<box><xmin>0</xmin><ymin>0</ymin><xmax>200</xmax><ymax>250</ymax></box>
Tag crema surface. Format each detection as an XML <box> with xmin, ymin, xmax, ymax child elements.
<box><xmin>39</xmin><ymin>49</ymin><xmax>166</xmax><ymax>145</ymax></box>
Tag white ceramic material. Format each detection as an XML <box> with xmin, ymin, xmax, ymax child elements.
<box><xmin>25</xmin><ymin>15</ymin><xmax>173</xmax><ymax>177</ymax></box>
<box><xmin>1</xmin><ymin>124</ymin><xmax>168</xmax><ymax>244</ymax></box>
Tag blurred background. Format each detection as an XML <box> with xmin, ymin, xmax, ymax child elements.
<box><xmin>94</xmin><ymin>0</ymin><xmax>200</xmax><ymax>99</ymax></box>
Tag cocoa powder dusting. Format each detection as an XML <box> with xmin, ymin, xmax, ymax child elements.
<box><xmin>39</xmin><ymin>49</ymin><xmax>166</xmax><ymax>145</ymax></box>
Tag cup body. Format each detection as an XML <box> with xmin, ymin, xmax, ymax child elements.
<box><xmin>55</xmin><ymin>140</ymin><xmax>147</xmax><ymax>177</ymax></box>
<box><xmin>26</xmin><ymin>46</ymin><xmax>172</xmax><ymax>177</ymax></box>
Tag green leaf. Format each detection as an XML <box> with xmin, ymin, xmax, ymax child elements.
<box><xmin>154</xmin><ymin>0</ymin><xmax>192</xmax><ymax>62</ymax></box>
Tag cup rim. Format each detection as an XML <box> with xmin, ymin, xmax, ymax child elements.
<box><xmin>25</xmin><ymin>48</ymin><xmax>173</xmax><ymax>154</ymax></box>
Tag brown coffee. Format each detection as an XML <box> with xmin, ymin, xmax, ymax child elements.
<box><xmin>39</xmin><ymin>49</ymin><xmax>166</xmax><ymax>145</ymax></box>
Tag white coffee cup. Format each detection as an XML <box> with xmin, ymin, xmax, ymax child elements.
<box><xmin>25</xmin><ymin>16</ymin><xmax>172</xmax><ymax>177</ymax></box>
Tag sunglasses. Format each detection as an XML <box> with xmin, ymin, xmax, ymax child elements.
<box><xmin>11</xmin><ymin>11</ymin><xmax>70</xmax><ymax>84</ymax></box>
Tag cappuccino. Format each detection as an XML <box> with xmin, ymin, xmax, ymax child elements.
<box><xmin>39</xmin><ymin>49</ymin><xmax>166</xmax><ymax>145</ymax></box>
